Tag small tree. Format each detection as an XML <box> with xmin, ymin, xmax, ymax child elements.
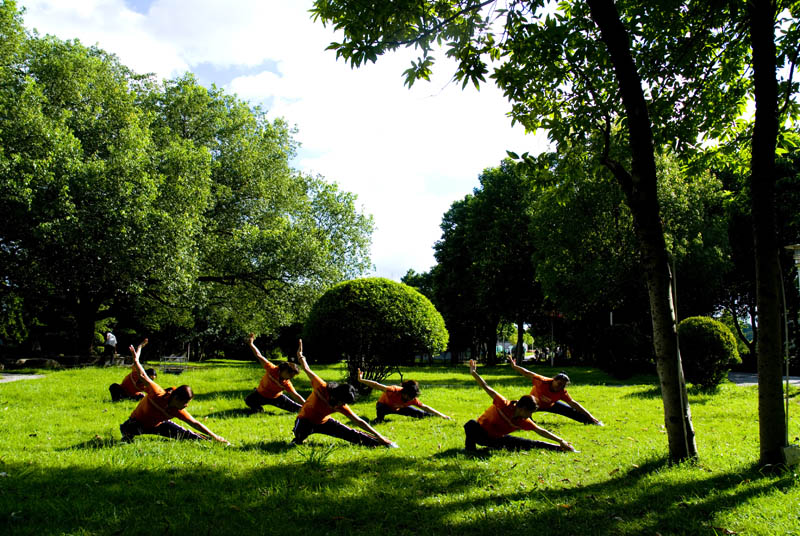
<box><xmin>678</xmin><ymin>316</ymin><xmax>741</xmax><ymax>390</ymax></box>
<box><xmin>302</xmin><ymin>278</ymin><xmax>448</xmax><ymax>389</ymax></box>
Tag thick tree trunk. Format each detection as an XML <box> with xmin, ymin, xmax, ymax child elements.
<box><xmin>516</xmin><ymin>317</ymin><xmax>525</xmax><ymax>360</ymax></box>
<box><xmin>748</xmin><ymin>0</ymin><xmax>785</xmax><ymax>467</ymax></box>
<box><xmin>588</xmin><ymin>0</ymin><xmax>697</xmax><ymax>462</ymax></box>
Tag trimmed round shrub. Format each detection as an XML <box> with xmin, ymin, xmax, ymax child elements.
<box><xmin>678</xmin><ymin>316</ymin><xmax>740</xmax><ymax>390</ymax></box>
<box><xmin>303</xmin><ymin>277</ymin><xmax>449</xmax><ymax>387</ymax></box>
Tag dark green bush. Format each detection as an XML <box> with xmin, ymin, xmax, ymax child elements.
<box><xmin>302</xmin><ymin>277</ymin><xmax>448</xmax><ymax>387</ymax></box>
<box><xmin>678</xmin><ymin>316</ymin><xmax>740</xmax><ymax>390</ymax></box>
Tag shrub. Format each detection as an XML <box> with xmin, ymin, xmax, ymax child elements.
<box><xmin>302</xmin><ymin>278</ymin><xmax>449</xmax><ymax>388</ymax></box>
<box><xmin>678</xmin><ymin>316</ymin><xmax>740</xmax><ymax>390</ymax></box>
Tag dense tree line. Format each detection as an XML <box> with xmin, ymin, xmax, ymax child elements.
<box><xmin>317</xmin><ymin>0</ymin><xmax>800</xmax><ymax>463</ymax></box>
<box><xmin>0</xmin><ymin>2</ymin><xmax>373</xmax><ymax>358</ymax></box>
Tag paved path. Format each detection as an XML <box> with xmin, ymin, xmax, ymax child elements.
<box><xmin>728</xmin><ymin>371</ymin><xmax>800</xmax><ymax>387</ymax></box>
<box><xmin>0</xmin><ymin>373</ymin><xmax>45</xmax><ymax>383</ymax></box>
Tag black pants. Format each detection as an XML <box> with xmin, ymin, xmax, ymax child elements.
<box><xmin>292</xmin><ymin>417</ymin><xmax>384</xmax><ymax>447</ymax></box>
<box><xmin>120</xmin><ymin>417</ymin><xmax>207</xmax><ymax>441</ymax></box>
<box><xmin>375</xmin><ymin>402</ymin><xmax>431</xmax><ymax>422</ymax></box>
<box><xmin>109</xmin><ymin>383</ymin><xmax>144</xmax><ymax>402</ymax></box>
<box><xmin>245</xmin><ymin>390</ymin><xmax>302</xmax><ymax>413</ymax></box>
<box><xmin>463</xmin><ymin>419</ymin><xmax>560</xmax><ymax>452</ymax></box>
<box><xmin>540</xmin><ymin>401</ymin><xmax>593</xmax><ymax>424</ymax></box>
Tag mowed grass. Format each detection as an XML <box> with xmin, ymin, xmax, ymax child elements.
<box><xmin>1</xmin><ymin>361</ymin><xmax>799</xmax><ymax>536</ymax></box>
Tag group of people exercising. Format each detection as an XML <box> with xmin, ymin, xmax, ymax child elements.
<box><xmin>109</xmin><ymin>335</ymin><xmax>603</xmax><ymax>452</ymax></box>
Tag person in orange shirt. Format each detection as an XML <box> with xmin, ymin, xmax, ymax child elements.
<box><xmin>508</xmin><ymin>356</ymin><xmax>602</xmax><ymax>425</ymax></box>
<box><xmin>119</xmin><ymin>342</ymin><xmax>228</xmax><ymax>444</ymax></box>
<box><xmin>356</xmin><ymin>369</ymin><xmax>451</xmax><ymax>423</ymax></box>
<box><xmin>292</xmin><ymin>340</ymin><xmax>396</xmax><ymax>448</ymax></box>
<box><xmin>464</xmin><ymin>359</ymin><xmax>575</xmax><ymax>452</ymax></box>
<box><xmin>109</xmin><ymin>338</ymin><xmax>157</xmax><ymax>402</ymax></box>
<box><xmin>244</xmin><ymin>333</ymin><xmax>306</xmax><ymax>413</ymax></box>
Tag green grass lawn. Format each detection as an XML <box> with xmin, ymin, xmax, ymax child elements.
<box><xmin>1</xmin><ymin>361</ymin><xmax>798</xmax><ymax>535</ymax></box>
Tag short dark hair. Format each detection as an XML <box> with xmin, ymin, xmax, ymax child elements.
<box><xmin>278</xmin><ymin>362</ymin><xmax>299</xmax><ymax>376</ymax></box>
<box><xmin>145</xmin><ymin>368</ymin><xmax>157</xmax><ymax>379</ymax></box>
<box><xmin>554</xmin><ymin>372</ymin><xmax>571</xmax><ymax>384</ymax></box>
<box><xmin>172</xmin><ymin>385</ymin><xmax>194</xmax><ymax>402</ymax></box>
<box><xmin>401</xmin><ymin>380</ymin><xmax>420</xmax><ymax>399</ymax></box>
<box><xmin>516</xmin><ymin>395</ymin><xmax>538</xmax><ymax>412</ymax></box>
<box><xmin>327</xmin><ymin>382</ymin><xmax>356</xmax><ymax>406</ymax></box>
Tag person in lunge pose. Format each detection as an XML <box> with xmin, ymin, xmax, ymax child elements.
<box><xmin>292</xmin><ymin>340</ymin><xmax>396</xmax><ymax>448</ymax></box>
<box><xmin>244</xmin><ymin>333</ymin><xmax>305</xmax><ymax>413</ymax></box>
<box><xmin>357</xmin><ymin>369</ymin><xmax>451</xmax><ymax>423</ymax></box>
<box><xmin>109</xmin><ymin>338</ymin><xmax>157</xmax><ymax>402</ymax></box>
<box><xmin>119</xmin><ymin>343</ymin><xmax>228</xmax><ymax>444</ymax></box>
<box><xmin>507</xmin><ymin>356</ymin><xmax>603</xmax><ymax>425</ymax></box>
<box><xmin>464</xmin><ymin>359</ymin><xmax>575</xmax><ymax>452</ymax></box>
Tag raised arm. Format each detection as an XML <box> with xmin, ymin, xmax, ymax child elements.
<box><xmin>129</xmin><ymin>340</ymin><xmax>151</xmax><ymax>384</ymax></box>
<box><xmin>507</xmin><ymin>356</ymin><xmax>536</xmax><ymax>379</ymax></box>
<box><xmin>469</xmin><ymin>359</ymin><xmax>502</xmax><ymax>400</ymax></box>
<box><xmin>530</xmin><ymin>421</ymin><xmax>576</xmax><ymax>452</ymax></box>
<box><xmin>247</xmin><ymin>333</ymin><xmax>270</xmax><ymax>367</ymax></box>
<box><xmin>296</xmin><ymin>339</ymin><xmax>324</xmax><ymax>385</ymax></box>
<box><xmin>356</xmin><ymin>368</ymin><xmax>388</xmax><ymax>392</ymax></box>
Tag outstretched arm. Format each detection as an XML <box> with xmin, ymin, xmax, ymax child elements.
<box><xmin>284</xmin><ymin>383</ymin><xmax>306</xmax><ymax>405</ymax></box>
<box><xmin>566</xmin><ymin>399</ymin><xmax>602</xmax><ymax>425</ymax></box>
<box><xmin>356</xmin><ymin>368</ymin><xmax>388</xmax><ymax>392</ymax></box>
<box><xmin>469</xmin><ymin>360</ymin><xmax>502</xmax><ymax>400</ymax></box>
<box><xmin>418</xmin><ymin>402</ymin><xmax>452</xmax><ymax>420</ymax></box>
<box><xmin>345</xmin><ymin>411</ymin><xmax>393</xmax><ymax>445</ymax></box>
<box><xmin>530</xmin><ymin>422</ymin><xmax>575</xmax><ymax>452</ymax></box>
<box><xmin>507</xmin><ymin>356</ymin><xmax>536</xmax><ymax>379</ymax></box>
<box><xmin>247</xmin><ymin>333</ymin><xmax>270</xmax><ymax>367</ymax></box>
<box><xmin>179</xmin><ymin>413</ymin><xmax>229</xmax><ymax>444</ymax></box>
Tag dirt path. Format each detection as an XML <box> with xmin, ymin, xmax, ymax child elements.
<box><xmin>0</xmin><ymin>373</ymin><xmax>45</xmax><ymax>383</ymax></box>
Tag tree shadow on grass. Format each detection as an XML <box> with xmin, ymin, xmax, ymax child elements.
<box><xmin>623</xmin><ymin>386</ymin><xmax>662</xmax><ymax>399</ymax></box>
<box><xmin>2</xmin><ymin>448</ymin><xmax>794</xmax><ymax>536</ymax></box>
<box><xmin>59</xmin><ymin>436</ymin><xmax>123</xmax><ymax>450</ymax></box>
<box><xmin>235</xmin><ymin>440</ymin><xmax>295</xmax><ymax>454</ymax></box>
<box><xmin>204</xmin><ymin>408</ymin><xmax>260</xmax><ymax>419</ymax></box>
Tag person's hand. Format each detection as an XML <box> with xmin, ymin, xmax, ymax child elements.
<box><xmin>507</xmin><ymin>355</ymin><xmax>516</xmax><ymax>366</ymax></box>
<box><xmin>247</xmin><ymin>333</ymin><xmax>255</xmax><ymax>344</ymax></box>
<box><xmin>442</xmin><ymin>415</ymin><xmax>452</xmax><ymax>421</ymax></box>
<box><xmin>357</xmin><ymin>368</ymin><xmax>363</xmax><ymax>381</ymax></box>
<box><xmin>558</xmin><ymin>439</ymin><xmax>576</xmax><ymax>452</ymax></box>
<box><xmin>129</xmin><ymin>344</ymin><xmax>140</xmax><ymax>361</ymax></box>
<box><xmin>296</xmin><ymin>339</ymin><xmax>305</xmax><ymax>362</ymax></box>
<box><xmin>469</xmin><ymin>359</ymin><xmax>476</xmax><ymax>373</ymax></box>
<box><xmin>140</xmin><ymin>338</ymin><xmax>148</xmax><ymax>348</ymax></box>
<box><xmin>214</xmin><ymin>435</ymin><xmax>230</xmax><ymax>445</ymax></box>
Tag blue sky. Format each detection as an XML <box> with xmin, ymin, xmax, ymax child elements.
<box><xmin>20</xmin><ymin>0</ymin><xmax>548</xmax><ymax>280</ymax></box>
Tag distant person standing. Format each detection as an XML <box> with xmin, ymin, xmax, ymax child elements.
<box><xmin>102</xmin><ymin>330</ymin><xmax>117</xmax><ymax>366</ymax></box>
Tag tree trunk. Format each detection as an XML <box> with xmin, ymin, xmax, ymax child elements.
<box><xmin>516</xmin><ymin>317</ymin><xmax>525</xmax><ymax>360</ymax></box>
<box><xmin>748</xmin><ymin>0</ymin><xmax>785</xmax><ymax>467</ymax></box>
<box><xmin>588</xmin><ymin>0</ymin><xmax>697</xmax><ymax>462</ymax></box>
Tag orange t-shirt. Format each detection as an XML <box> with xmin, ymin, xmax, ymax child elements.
<box><xmin>477</xmin><ymin>395</ymin><xmax>537</xmax><ymax>438</ymax></box>
<box><xmin>529</xmin><ymin>373</ymin><xmax>573</xmax><ymax>409</ymax></box>
<box><xmin>119</xmin><ymin>365</ymin><xmax>147</xmax><ymax>397</ymax></box>
<box><xmin>129</xmin><ymin>381</ymin><xmax>191</xmax><ymax>428</ymax></box>
<box><xmin>377</xmin><ymin>385</ymin><xmax>421</xmax><ymax>409</ymax></box>
<box><xmin>297</xmin><ymin>375</ymin><xmax>355</xmax><ymax>425</ymax></box>
<box><xmin>256</xmin><ymin>362</ymin><xmax>294</xmax><ymax>399</ymax></box>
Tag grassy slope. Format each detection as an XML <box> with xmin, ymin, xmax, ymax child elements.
<box><xmin>0</xmin><ymin>362</ymin><xmax>798</xmax><ymax>535</ymax></box>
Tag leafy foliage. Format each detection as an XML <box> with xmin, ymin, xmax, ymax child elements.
<box><xmin>302</xmin><ymin>277</ymin><xmax>448</xmax><ymax>387</ymax></box>
<box><xmin>678</xmin><ymin>316</ymin><xmax>740</xmax><ymax>390</ymax></box>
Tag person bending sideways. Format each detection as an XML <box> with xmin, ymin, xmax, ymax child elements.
<box><xmin>109</xmin><ymin>338</ymin><xmax>157</xmax><ymax>402</ymax></box>
<box><xmin>464</xmin><ymin>359</ymin><xmax>576</xmax><ymax>452</ymax></box>
<box><xmin>507</xmin><ymin>356</ymin><xmax>603</xmax><ymax>425</ymax></box>
<box><xmin>119</xmin><ymin>342</ymin><xmax>228</xmax><ymax>444</ymax></box>
<box><xmin>244</xmin><ymin>333</ymin><xmax>306</xmax><ymax>413</ymax></box>
<box><xmin>292</xmin><ymin>340</ymin><xmax>396</xmax><ymax>448</ymax></box>
<box><xmin>357</xmin><ymin>369</ymin><xmax>452</xmax><ymax>423</ymax></box>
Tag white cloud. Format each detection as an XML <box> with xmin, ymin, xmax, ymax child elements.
<box><xmin>18</xmin><ymin>0</ymin><xmax>549</xmax><ymax>279</ymax></box>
